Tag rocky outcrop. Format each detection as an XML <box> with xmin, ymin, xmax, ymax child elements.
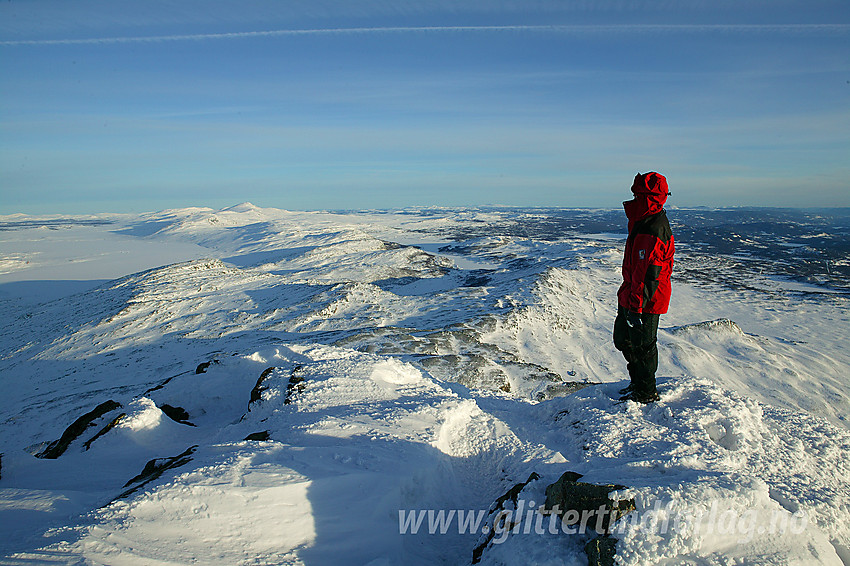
<box><xmin>244</xmin><ymin>431</ymin><xmax>270</xmax><ymax>441</ymax></box>
<box><xmin>585</xmin><ymin>536</ymin><xmax>618</xmax><ymax>566</ymax></box>
<box><xmin>83</xmin><ymin>413</ymin><xmax>127</xmax><ymax>451</ymax></box>
<box><xmin>472</xmin><ymin>472</ymin><xmax>541</xmax><ymax>564</ymax></box>
<box><xmin>543</xmin><ymin>471</ymin><xmax>634</xmax><ymax>535</ymax></box>
<box><xmin>37</xmin><ymin>400</ymin><xmax>122</xmax><ymax>459</ymax></box>
<box><xmin>284</xmin><ymin>366</ymin><xmax>305</xmax><ymax>405</ymax></box>
<box><xmin>535</xmin><ymin>381</ymin><xmax>592</xmax><ymax>401</ymax></box>
<box><xmin>492</xmin><ymin>472</ymin><xmax>541</xmax><ymax>511</ymax></box>
<box><xmin>143</xmin><ymin>360</ymin><xmax>218</xmax><ymax>396</ymax></box>
<box><xmin>248</xmin><ymin>367</ymin><xmax>277</xmax><ymax>409</ymax></box>
<box><xmin>143</xmin><ymin>371</ymin><xmax>186</xmax><ymax>395</ymax></box>
<box><xmin>248</xmin><ymin>365</ymin><xmax>306</xmax><ymax>412</ymax></box>
<box><xmin>472</xmin><ymin>470</ymin><xmax>633</xmax><ymax>564</ymax></box>
<box><xmin>159</xmin><ymin>404</ymin><xmax>195</xmax><ymax>426</ymax></box>
<box><xmin>544</xmin><ymin>471</ymin><xmax>634</xmax><ymax>566</ymax></box>
<box><xmin>118</xmin><ymin>445</ymin><xmax>198</xmax><ymax>500</ymax></box>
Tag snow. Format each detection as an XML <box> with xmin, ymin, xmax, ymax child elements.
<box><xmin>0</xmin><ymin>221</ymin><xmax>211</xmax><ymax>294</ymax></box>
<box><xmin>1</xmin><ymin>205</ymin><xmax>848</xmax><ymax>565</ymax></box>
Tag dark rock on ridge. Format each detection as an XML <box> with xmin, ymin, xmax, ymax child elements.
<box><xmin>159</xmin><ymin>404</ymin><xmax>195</xmax><ymax>426</ymax></box>
<box><xmin>83</xmin><ymin>413</ymin><xmax>127</xmax><ymax>450</ymax></box>
<box><xmin>249</xmin><ymin>367</ymin><xmax>277</xmax><ymax>409</ymax></box>
<box><xmin>543</xmin><ymin>471</ymin><xmax>634</xmax><ymax>534</ymax></box>
<box><xmin>244</xmin><ymin>431</ymin><xmax>271</xmax><ymax>441</ymax></box>
<box><xmin>472</xmin><ymin>472</ymin><xmax>541</xmax><ymax>564</ymax></box>
<box><xmin>585</xmin><ymin>536</ymin><xmax>618</xmax><ymax>566</ymax></box>
<box><xmin>37</xmin><ymin>400</ymin><xmax>122</xmax><ymax>459</ymax></box>
<box><xmin>117</xmin><ymin>445</ymin><xmax>198</xmax><ymax>500</ymax></box>
<box><xmin>284</xmin><ymin>366</ymin><xmax>305</xmax><ymax>405</ymax></box>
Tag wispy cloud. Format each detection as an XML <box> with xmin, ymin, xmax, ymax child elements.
<box><xmin>3</xmin><ymin>23</ymin><xmax>848</xmax><ymax>46</ymax></box>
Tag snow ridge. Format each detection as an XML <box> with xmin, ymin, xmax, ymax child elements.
<box><xmin>1</xmin><ymin>205</ymin><xmax>848</xmax><ymax>565</ymax></box>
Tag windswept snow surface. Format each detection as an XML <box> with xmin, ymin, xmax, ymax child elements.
<box><xmin>1</xmin><ymin>204</ymin><xmax>849</xmax><ymax>565</ymax></box>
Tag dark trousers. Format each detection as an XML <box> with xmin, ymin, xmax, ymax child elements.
<box><xmin>613</xmin><ymin>306</ymin><xmax>660</xmax><ymax>396</ymax></box>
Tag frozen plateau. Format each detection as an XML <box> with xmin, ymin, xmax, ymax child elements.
<box><xmin>0</xmin><ymin>203</ymin><xmax>848</xmax><ymax>565</ymax></box>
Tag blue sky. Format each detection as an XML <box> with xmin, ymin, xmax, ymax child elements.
<box><xmin>1</xmin><ymin>1</ymin><xmax>848</xmax><ymax>213</ymax></box>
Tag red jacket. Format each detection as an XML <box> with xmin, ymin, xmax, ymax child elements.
<box><xmin>617</xmin><ymin>173</ymin><xmax>675</xmax><ymax>314</ymax></box>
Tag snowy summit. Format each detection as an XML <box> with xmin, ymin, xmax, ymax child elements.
<box><xmin>0</xmin><ymin>205</ymin><xmax>848</xmax><ymax>565</ymax></box>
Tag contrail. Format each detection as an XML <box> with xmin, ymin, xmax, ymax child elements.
<box><xmin>2</xmin><ymin>23</ymin><xmax>848</xmax><ymax>46</ymax></box>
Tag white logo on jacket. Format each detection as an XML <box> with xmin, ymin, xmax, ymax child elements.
<box><xmin>638</xmin><ymin>249</ymin><xmax>646</xmax><ymax>259</ymax></box>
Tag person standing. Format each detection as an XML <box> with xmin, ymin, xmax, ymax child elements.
<box><xmin>614</xmin><ymin>172</ymin><xmax>675</xmax><ymax>403</ymax></box>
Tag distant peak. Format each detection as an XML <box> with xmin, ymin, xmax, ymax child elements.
<box><xmin>222</xmin><ymin>202</ymin><xmax>262</xmax><ymax>213</ymax></box>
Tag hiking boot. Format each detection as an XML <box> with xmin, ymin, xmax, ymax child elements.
<box><xmin>618</xmin><ymin>391</ymin><xmax>660</xmax><ymax>404</ymax></box>
<box><xmin>618</xmin><ymin>384</ymin><xmax>633</xmax><ymax>396</ymax></box>
<box><xmin>637</xmin><ymin>391</ymin><xmax>660</xmax><ymax>404</ymax></box>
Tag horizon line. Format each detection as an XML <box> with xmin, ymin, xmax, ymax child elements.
<box><xmin>3</xmin><ymin>204</ymin><xmax>850</xmax><ymax>219</ymax></box>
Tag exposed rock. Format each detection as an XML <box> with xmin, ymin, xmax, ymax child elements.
<box><xmin>462</xmin><ymin>273</ymin><xmax>492</xmax><ymax>287</ymax></box>
<box><xmin>418</xmin><ymin>354</ymin><xmax>512</xmax><ymax>392</ymax></box>
<box><xmin>244</xmin><ymin>431</ymin><xmax>270</xmax><ymax>441</ymax></box>
<box><xmin>143</xmin><ymin>369</ymin><xmax>192</xmax><ymax>395</ymax></box>
<box><xmin>493</xmin><ymin>471</ymin><xmax>541</xmax><ymax>511</ymax></box>
<box><xmin>118</xmin><ymin>445</ymin><xmax>198</xmax><ymax>500</ymax></box>
<box><xmin>246</xmin><ymin>366</ymin><xmax>306</xmax><ymax>412</ymax></box>
<box><xmin>284</xmin><ymin>366</ymin><xmax>305</xmax><ymax>405</ymax></box>
<box><xmin>159</xmin><ymin>404</ymin><xmax>195</xmax><ymax>426</ymax></box>
<box><xmin>195</xmin><ymin>361</ymin><xmax>211</xmax><ymax>374</ymax></box>
<box><xmin>334</xmin><ymin>325</ymin><xmax>569</xmax><ymax>394</ymax></box>
<box><xmin>472</xmin><ymin>472</ymin><xmax>541</xmax><ymax>564</ymax></box>
<box><xmin>543</xmin><ymin>471</ymin><xmax>634</xmax><ymax>535</ymax></box>
<box><xmin>549</xmin><ymin>470</ymin><xmax>583</xmax><ymax>485</ymax></box>
<box><xmin>585</xmin><ymin>536</ymin><xmax>618</xmax><ymax>566</ymax></box>
<box><xmin>37</xmin><ymin>400</ymin><xmax>122</xmax><ymax>459</ymax></box>
<box><xmin>535</xmin><ymin>381</ymin><xmax>593</xmax><ymax>401</ymax></box>
<box><xmin>249</xmin><ymin>367</ymin><xmax>277</xmax><ymax>409</ymax></box>
<box><xmin>83</xmin><ymin>413</ymin><xmax>126</xmax><ymax>450</ymax></box>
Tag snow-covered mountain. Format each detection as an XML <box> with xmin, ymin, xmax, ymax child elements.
<box><xmin>1</xmin><ymin>205</ymin><xmax>848</xmax><ymax>565</ymax></box>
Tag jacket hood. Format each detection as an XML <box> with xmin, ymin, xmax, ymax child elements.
<box><xmin>631</xmin><ymin>172</ymin><xmax>668</xmax><ymax>199</ymax></box>
<box><xmin>623</xmin><ymin>172</ymin><xmax>669</xmax><ymax>224</ymax></box>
